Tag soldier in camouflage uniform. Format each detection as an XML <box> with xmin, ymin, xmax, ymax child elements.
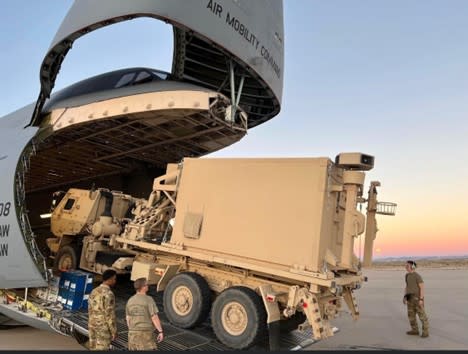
<box><xmin>88</xmin><ymin>269</ymin><xmax>118</xmax><ymax>350</ymax></box>
<box><xmin>126</xmin><ymin>277</ymin><xmax>164</xmax><ymax>350</ymax></box>
<box><xmin>403</xmin><ymin>260</ymin><xmax>429</xmax><ymax>337</ymax></box>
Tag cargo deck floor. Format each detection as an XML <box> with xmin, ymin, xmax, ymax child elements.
<box><xmin>52</xmin><ymin>278</ymin><xmax>316</xmax><ymax>351</ymax></box>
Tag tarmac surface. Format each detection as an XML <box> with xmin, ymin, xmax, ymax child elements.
<box><xmin>0</xmin><ymin>268</ymin><xmax>467</xmax><ymax>350</ymax></box>
<box><xmin>310</xmin><ymin>268</ymin><xmax>468</xmax><ymax>350</ymax></box>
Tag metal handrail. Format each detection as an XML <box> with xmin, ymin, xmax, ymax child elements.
<box><xmin>376</xmin><ymin>202</ymin><xmax>397</xmax><ymax>216</ymax></box>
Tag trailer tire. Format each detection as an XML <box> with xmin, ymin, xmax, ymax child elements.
<box><xmin>54</xmin><ymin>245</ymin><xmax>78</xmax><ymax>272</ymax></box>
<box><xmin>163</xmin><ymin>272</ymin><xmax>211</xmax><ymax>328</ymax></box>
<box><xmin>211</xmin><ymin>286</ymin><xmax>267</xmax><ymax>349</ymax></box>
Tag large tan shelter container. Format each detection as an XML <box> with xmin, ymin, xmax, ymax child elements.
<box><xmin>170</xmin><ymin>157</ymin><xmax>355</xmax><ymax>274</ymax></box>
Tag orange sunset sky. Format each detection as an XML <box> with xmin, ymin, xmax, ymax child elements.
<box><xmin>358</xmin><ymin>170</ymin><xmax>468</xmax><ymax>258</ymax></box>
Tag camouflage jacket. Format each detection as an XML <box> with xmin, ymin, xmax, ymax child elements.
<box><xmin>88</xmin><ymin>284</ymin><xmax>117</xmax><ymax>337</ymax></box>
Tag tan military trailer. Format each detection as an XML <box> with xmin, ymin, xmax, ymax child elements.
<box><xmin>46</xmin><ymin>152</ymin><xmax>395</xmax><ymax>349</ymax></box>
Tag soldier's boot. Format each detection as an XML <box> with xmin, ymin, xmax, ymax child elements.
<box><xmin>406</xmin><ymin>319</ymin><xmax>419</xmax><ymax>335</ymax></box>
<box><xmin>83</xmin><ymin>340</ymin><xmax>91</xmax><ymax>350</ymax></box>
<box><xmin>421</xmin><ymin>328</ymin><xmax>429</xmax><ymax>338</ymax></box>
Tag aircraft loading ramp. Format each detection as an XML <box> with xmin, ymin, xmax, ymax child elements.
<box><xmin>1</xmin><ymin>277</ymin><xmax>329</xmax><ymax>351</ymax></box>
<box><xmin>51</xmin><ymin>280</ymin><xmax>321</xmax><ymax>351</ymax></box>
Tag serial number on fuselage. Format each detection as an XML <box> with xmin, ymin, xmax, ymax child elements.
<box><xmin>0</xmin><ymin>202</ymin><xmax>11</xmax><ymax>217</ymax></box>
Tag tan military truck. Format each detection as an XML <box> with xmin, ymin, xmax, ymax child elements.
<box><xmin>46</xmin><ymin>152</ymin><xmax>395</xmax><ymax>349</ymax></box>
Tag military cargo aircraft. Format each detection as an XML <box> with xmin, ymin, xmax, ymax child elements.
<box><xmin>0</xmin><ymin>0</ymin><xmax>284</xmax><ymax>291</ymax></box>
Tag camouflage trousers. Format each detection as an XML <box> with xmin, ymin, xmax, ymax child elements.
<box><xmin>88</xmin><ymin>327</ymin><xmax>112</xmax><ymax>350</ymax></box>
<box><xmin>128</xmin><ymin>330</ymin><xmax>158</xmax><ymax>350</ymax></box>
<box><xmin>407</xmin><ymin>297</ymin><xmax>429</xmax><ymax>334</ymax></box>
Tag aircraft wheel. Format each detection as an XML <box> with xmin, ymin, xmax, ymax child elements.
<box><xmin>163</xmin><ymin>272</ymin><xmax>211</xmax><ymax>328</ymax></box>
<box><xmin>211</xmin><ymin>286</ymin><xmax>267</xmax><ymax>349</ymax></box>
<box><xmin>54</xmin><ymin>245</ymin><xmax>78</xmax><ymax>272</ymax></box>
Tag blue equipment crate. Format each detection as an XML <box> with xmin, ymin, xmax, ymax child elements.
<box><xmin>58</xmin><ymin>270</ymin><xmax>94</xmax><ymax>311</ymax></box>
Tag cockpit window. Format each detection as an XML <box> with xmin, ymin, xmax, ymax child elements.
<box><xmin>152</xmin><ymin>70</ymin><xmax>168</xmax><ymax>80</ymax></box>
<box><xmin>115</xmin><ymin>72</ymin><xmax>136</xmax><ymax>89</ymax></box>
<box><xmin>43</xmin><ymin>67</ymin><xmax>171</xmax><ymax>111</ymax></box>
<box><xmin>134</xmin><ymin>71</ymin><xmax>153</xmax><ymax>85</ymax></box>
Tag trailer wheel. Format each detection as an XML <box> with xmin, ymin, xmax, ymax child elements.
<box><xmin>211</xmin><ymin>286</ymin><xmax>267</xmax><ymax>349</ymax></box>
<box><xmin>163</xmin><ymin>272</ymin><xmax>211</xmax><ymax>328</ymax></box>
<box><xmin>54</xmin><ymin>245</ymin><xmax>78</xmax><ymax>272</ymax></box>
